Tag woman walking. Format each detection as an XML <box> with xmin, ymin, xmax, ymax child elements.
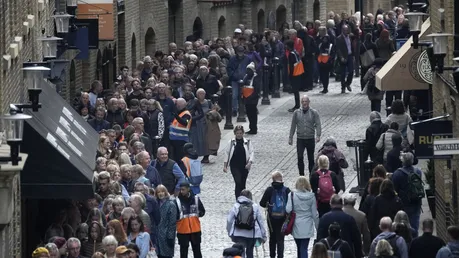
<box><xmin>155</xmin><ymin>185</ymin><xmax>178</xmax><ymax>258</ymax></box>
<box><xmin>190</xmin><ymin>88</ymin><xmax>212</xmax><ymax>163</ymax></box>
<box><xmin>286</xmin><ymin>176</ymin><xmax>319</xmax><ymax>258</ymax></box>
<box><xmin>223</xmin><ymin>125</ymin><xmax>255</xmax><ymax>199</ymax></box>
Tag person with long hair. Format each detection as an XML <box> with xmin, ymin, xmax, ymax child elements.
<box><xmin>106</xmin><ymin>219</ymin><xmax>128</xmax><ymax>246</ymax></box>
<box><xmin>374</xmin><ymin>239</ymin><xmax>395</xmax><ymax>258</ymax></box>
<box><xmin>368</xmin><ymin>179</ymin><xmax>403</xmax><ymax>239</ymax></box>
<box><xmin>310</xmin><ymin>242</ymin><xmax>330</xmax><ymax>258</ymax></box>
<box><xmin>360</xmin><ymin>165</ymin><xmax>388</xmax><ymax>206</ymax></box>
<box><xmin>81</xmin><ymin>221</ymin><xmax>105</xmax><ymax>257</ymax></box>
<box><xmin>286</xmin><ymin>176</ymin><xmax>319</xmax><ymax>258</ymax></box>
<box><xmin>97</xmin><ymin>136</ymin><xmax>112</xmax><ymax>159</ymax></box>
<box><xmin>155</xmin><ymin>184</ymin><xmax>178</xmax><ymax>258</ymax></box>
<box><xmin>319</xmin><ymin>222</ymin><xmax>355</xmax><ymax>258</ymax></box>
<box><xmin>86</xmin><ymin>208</ymin><xmax>107</xmax><ymax>227</ymax></box>
<box><xmin>127</xmin><ymin>216</ymin><xmax>150</xmax><ymax>258</ymax></box>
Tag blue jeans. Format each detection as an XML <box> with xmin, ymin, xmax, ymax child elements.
<box><xmin>404</xmin><ymin>205</ymin><xmax>421</xmax><ymax>232</ymax></box>
<box><xmin>294</xmin><ymin>238</ymin><xmax>310</xmax><ymax>258</ymax></box>
<box><xmin>231</xmin><ymin>81</ymin><xmax>240</xmax><ymax>112</ymax></box>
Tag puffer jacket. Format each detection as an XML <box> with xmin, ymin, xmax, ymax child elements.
<box><xmin>376</xmin><ymin>129</ymin><xmax>401</xmax><ymax>162</ymax></box>
<box><xmin>226</xmin><ymin>196</ymin><xmax>266</xmax><ymax>240</ymax></box>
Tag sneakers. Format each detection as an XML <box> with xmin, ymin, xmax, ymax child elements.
<box><xmin>320</xmin><ymin>90</ymin><xmax>328</xmax><ymax>94</ymax></box>
<box><xmin>346</xmin><ymin>85</ymin><xmax>352</xmax><ymax>92</ymax></box>
<box><xmin>246</xmin><ymin>130</ymin><xmax>257</xmax><ymax>135</ymax></box>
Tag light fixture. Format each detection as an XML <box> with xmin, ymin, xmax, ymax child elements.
<box><xmin>17</xmin><ymin>65</ymin><xmax>50</xmax><ymax>112</ymax></box>
<box><xmin>52</xmin><ymin>14</ymin><xmax>74</xmax><ymax>33</ymax></box>
<box><xmin>38</xmin><ymin>36</ymin><xmax>63</xmax><ymax>60</ymax></box>
<box><xmin>0</xmin><ymin>105</ymin><xmax>32</xmax><ymax>166</ymax></box>
<box><xmin>67</xmin><ymin>0</ymin><xmax>77</xmax><ymax>7</ymax></box>
<box><xmin>410</xmin><ymin>113</ymin><xmax>450</xmax><ymax>126</ymax></box>
<box><xmin>426</xmin><ymin>33</ymin><xmax>452</xmax><ymax>73</ymax></box>
<box><xmin>405</xmin><ymin>12</ymin><xmax>428</xmax><ymax>49</ymax></box>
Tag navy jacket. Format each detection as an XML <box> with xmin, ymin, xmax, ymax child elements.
<box><xmin>317</xmin><ymin>208</ymin><xmax>363</xmax><ymax>258</ymax></box>
<box><xmin>157</xmin><ymin>97</ymin><xmax>175</xmax><ymax>127</ymax></box>
<box><xmin>146</xmin><ymin>164</ymin><xmax>162</xmax><ymax>188</ymax></box>
<box><xmin>391</xmin><ymin>165</ymin><xmax>423</xmax><ymax>207</ymax></box>
<box><xmin>227</xmin><ymin>55</ymin><xmax>251</xmax><ymax>82</ymax></box>
<box><xmin>88</xmin><ymin>118</ymin><xmax>111</xmax><ymax>132</ymax></box>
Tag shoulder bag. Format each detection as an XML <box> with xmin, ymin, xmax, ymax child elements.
<box><xmin>281</xmin><ymin>192</ymin><xmax>296</xmax><ymax>235</ymax></box>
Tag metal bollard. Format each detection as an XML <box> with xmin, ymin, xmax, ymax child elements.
<box><xmin>261</xmin><ymin>64</ymin><xmax>271</xmax><ymax>105</ymax></box>
<box><xmin>224</xmin><ymin>86</ymin><xmax>234</xmax><ymax>129</ymax></box>
<box><xmin>272</xmin><ymin>57</ymin><xmax>281</xmax><ymax>98</ymax></box>
<box><xmin>237</xmin><ymin>80</ymin><xmax>247</xmax><ymax>122</ymax></box>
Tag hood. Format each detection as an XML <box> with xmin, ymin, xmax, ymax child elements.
<box><xmin>295</xmin><ymin>190</ymin><xmax>315</xmax><ymax>201</ymax></box>
<box><xmin>448</xmin><ymin>242</ymin><xmax>459</xmax><ymax>252</ymax></box>
<box><xmin>375</xmin><ymin>231</ymin><xmax>396</xmax><ymax>241</ymax></box>
<box><xmin>272</xmin><ymin>182</ymin><xmax>285</xmax><ymax>190</ymax></box>
<box><xmin>321</xmin><ymin>145</ymin><xmax>336</xmax><ymax>154</ymax></box>
<box><xmin>370</xmin><ymin>111</ymin><xmax>382</xmax><ymax>122</ymax></box>
<box><xmin>237</xmin><ymin>196</ymin><xmax>252</xmax><ymax>204</ymax></box>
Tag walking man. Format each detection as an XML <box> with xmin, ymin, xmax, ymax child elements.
<box><xmin>289</xmin><ymin>95</ymin><xmax>322</xmax><ymax>176</ymax></box>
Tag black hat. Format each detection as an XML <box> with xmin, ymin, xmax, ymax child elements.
<box><xmin>183</xmin><ymin>143</ymin><xmax>197</xmax><ymax>156</ymax></box>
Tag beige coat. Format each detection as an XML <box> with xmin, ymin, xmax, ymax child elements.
<box><xmin>206</xmin><ymin>110</ymin><xmax>222</xmax><ymax>155</ymax></box>
<box><xmin>343</xmin><ymin>205</ymin><xmax>371</xmax><ymax>256</ymax></box>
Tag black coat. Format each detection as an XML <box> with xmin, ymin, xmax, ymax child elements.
<box><xmin>105</xmin><ymin>109</ymin><xmax>125</xmax><ymax>127</ymax></box>
<box><xmin>319</xmin><ymin>238</ymin><xmax>355</xmax><ymax>258</ymax></box>
<box><xmin>317</xmin><ymin>208</ymin><xmax>363</xmax><ymax>258</ymax></box>
<box><xmin>310</xmin><ymin>169</ymin><xmax>341</xmax><ymax>201</ymax></box>
<box><xmin>259</xmin><ymin>182</ymin><xmax>291</xmax><ymax>220</ymax></box>
<box><xmin>409</xmin><ymin>232</ymin><xmax>445</xmax><ymax>258</ymax></box>
<box><xmin>365</xmin><ymin>120</ymin><xmax>388</xmax><ymax>163</ymax></box>
<box><xmin>386</xmin><ymin>146</ymin><xmax>418</xmax><ymax>173</ymax></box>
<box><xmin>196</xmin><ymin>74</ymin><xmax>220</xmax><ymax>99</ymax></box>
<box><xmin>368</xmin><ymin>193</ymin><xmax>403</xmax><ymax>239</ymax></box>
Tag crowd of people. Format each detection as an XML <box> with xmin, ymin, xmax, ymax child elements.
<box><xmin>28</xmin><ymin>3</ymin><xmax>454</xmax><ymax>258</ymax></box>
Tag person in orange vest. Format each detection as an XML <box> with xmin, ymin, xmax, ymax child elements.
<box><xmin>176</xmin><ymin>182</ymin><xmax>206</xmax><ymax>258</ymax></box>
<box><xmin>169</xmin><ymin>98</ymin><xmax>192</xmax><ymax>162</ymax></box>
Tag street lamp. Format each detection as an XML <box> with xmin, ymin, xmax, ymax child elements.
<box><xmin>405</xmin><ymin>12</ymin><xmax>428</xmax><ymax>49</ymax></box>
<box><xmin>17</xmin><ymin>65</ymin><xmax>50</xmax><ymax>112</ymax></box>
<box><xmin>38</xmin><ymin>36</ymin><xmax>63</xmax><ymax>60</ymax></box>
<box><xmin>426</xmin><ymin>33</ymin><xmax>453</xmax><ymax>73</ymax></box>
<box><xmin>0</xmin><ymin>105</ymin><xmax>32</xmax><ymax>166</ymax></box>
<box><xmin>52</xmin><ymin>14</ymin><xmax>74</xmax><ymax>33</ymax></box>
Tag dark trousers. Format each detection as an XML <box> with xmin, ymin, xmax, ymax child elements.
<box><xmin>294</xmin><ymin>238</ymin><xmax>310</xmax><ymax>258</ymax></box>
<box><xmin>233</xmin><ymin>236</ymin><xmax>256</xmax><ymax>258</ymax></box>
<box><xmin>371</xmin><ymin>100</ymin><xmax>382</xmax><ymax>112</ymax></box>
<box><xmin>317</xmin><ymin>201</ymin><xmax>331</xmax><ymax>218</ymax></box>
<box><xmin>245</xmin><ymin>103</ymin><xmax>258</xmax><ymax>133</ymax></box>
<box><xmin>296</xmin><ymin>138</ymin><xmax>315</xmax><ymax>176</ymax></box>
<box><xmin>361</xmin><ymin>66</ymin><xmax>370</xmax><ymax>91</ymax></box>
<box><xmin>268</xmin><ymin>218</ymin><xmax>285</xmax><ymax>258</ymax></box>
<box><xmin>303</xmin><ymin>57</ymin><xmax>314</xmax><ymax>90</ymax></box>
<box><xmin>171</xmin><ymin>139</ymin><xmax>186</xmax><ymax>162</ymax></box>
<box><xmin>177</xmin><ymin>232</ymin><xmax>202</xmax><ymax>258</ymax></box>
<box><xmin>385</xmin><ymin>91</ymin><xmax>402</xmax><ymax>115</ymax></box>
<box><xmin>318</xmin><ymin>63</ymin><xmax>331</xmax><ymax>91</ymax></box>
<box><xmin>158</xmin><ymin>256</ymin><xmax>172</xmax><ymax>258</ymax></box>
<box><xmin>160</xmin><ymin>129</ymin><xmax>171</xmax><ymax>150</ymax></box>
<box><xmin>231</xmin><ymin>166</ymin><xmax>249</xmax><ymax>199</ymax></box>
<box><xmin>291</xmin><ymin>76</ymin><xmax>301</xmax><ymax>108</ymax></box>
<box><xmin>340</xmin><ymin>56</ymin><xmax>354</xmax><ymax>89</ymax></box>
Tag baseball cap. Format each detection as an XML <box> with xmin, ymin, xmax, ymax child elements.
<box><xmin>234</xmin><ymin>28</ymin><xmax>242</xmax><ymax>33</ymax></box>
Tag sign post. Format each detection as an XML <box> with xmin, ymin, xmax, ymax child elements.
<box><xmin>433</xmin><ymin>138</ymin><xmax>459</xmax><ymax>156</ymax></box>
<box><xmin>414</xmin><ymin>120</ymin><xmax>453</xmax><ymax>159</ymax></box>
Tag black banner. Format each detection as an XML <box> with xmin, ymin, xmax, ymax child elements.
<box><xmin>414</xmin><ymin>120</ymin><xmax>453</xmax><ymax>159</ymax></box>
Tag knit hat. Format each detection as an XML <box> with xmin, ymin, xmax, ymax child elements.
<box><xmin>246</xmin><ymin>62</ymin><xmax>256</xmax><ymax>72</ymax></box>
<box><xmin>32</xmin><ymin>247</ymin><xmax>49</xmax><ymax>258</ymax></box>
<box><xmin>50</xmin><ymin>236</ymin><xmax>67</xmax><ymax>249</ymax></box>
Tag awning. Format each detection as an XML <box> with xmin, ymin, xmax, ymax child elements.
<box><xmin>376</xmin><ymin>18</ymin><xmax>432</xmax><ymax>91</ymax></box>
<box><xmin>20</xmin><ymin>80</ymin><xmax>98</xmax><ymax>199</ymax></box>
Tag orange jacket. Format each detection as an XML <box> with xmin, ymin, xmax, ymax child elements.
<box><xmin>176</xmin><ymin>195</ymin><xmax>203</xmax><ymax>234</ymax></box>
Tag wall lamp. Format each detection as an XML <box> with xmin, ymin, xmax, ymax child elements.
<box><xmin>0</xmin><ymin>105</ymin><xmax>31</xmax><ymax>166</ymax></box>
<box><xmin>405</xmin><ymin>12</ymin><xmax>428</xmax><ymax>49</ymax></box>
<box><xmin>425</xmin><ymin>33</ymin><xmax>453</xmax><ymax>73</ymax></box>
<box><xmin>13</xmin><ymin>64</ymin><xmax>50</xmax><ymax>112</ymax></box>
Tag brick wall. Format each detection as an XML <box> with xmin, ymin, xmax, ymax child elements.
<box><xmin>430</xmin><ymin>0</ymin><xmax>457</xmax><ymax>241</ymax></box>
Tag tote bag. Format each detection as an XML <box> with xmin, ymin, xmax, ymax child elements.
<box><xmin>292</xmin><ymin>51</ymin><xmax>305</xmax><ymax>76</ymax></box>
<box><xmin>360</xmin><ymin>45</ymin><xmax>375</xmax><ymax>67</ymax></box>
<box><xmin>281</xmin><ymin>193</ymin><xmax>296</xmax><ymax>235</ymax></box>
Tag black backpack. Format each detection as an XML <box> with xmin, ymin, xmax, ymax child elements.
<box><xmin>384</xmin><ymin>234</ymin><xmax>401</xmax><ymax>258</ymax></box>
<box><xmin>235</xmin><ymin>201</ymin><xmax>255</xmax><ymax>230</ymax></box>
<box><xmin>400</xmin><ymin>167</ymin><xmax>425</xmax><ymax>203</ymax></box>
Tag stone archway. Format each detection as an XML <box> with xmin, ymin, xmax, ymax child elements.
<box><xmin>313</xmin><ymin>0</ymin><xmax>320</xmax><ymax>21</ymax></box>
<box><xmin>145</xmin><ymin>28</ymin><xmax>156</xmax><ymax>56</ymax></box>
<box><xmin>257</xmin><ymin>9</ymin><xmax>265</xmax><ymax>33</ymax></box>
<box><xmin>275</xmin><ymin>5</ymin><xmax>287</xmax><ymax>31</ymax></box>
<box><xmin>69</xmin><ymin>60</ymin><xmax>76</xmax><ymax>102</ymax></box>
<box><xmin>192</xmin><ymin>17</ymin><xmax>203</xmax><ymax>39</ymax></box>
<box><xmin>131</xmin><ymin>33</ymin><xmax>137</xmax><ymax>70</ymax></box>
<box><xmin>96</xmin><ymin>49</ymin><xmax>102</xmax><ymax>81</ymax></box>
<box><xmin>218</xmin><ymin>16</ymin><xmax>226</xmax><ymax>38</ymax></box>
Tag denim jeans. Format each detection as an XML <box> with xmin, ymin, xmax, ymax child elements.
<box><xmin>294</xmin><ymin>238</ymin><xmax>310</xmax><ymax>258</ymax></box>
<box><xmin>231</xmin><ymin>81</ymin><xmax>240</xmax><ymax>112</ymax></box>
<box><xmin>233</xmin><ymin>236</ymin><xmax>256</xmax><ymax>258</ymax></box>
<box><xmin>404</xmin><ymin>205</ymin><xmax>421</xmax><ymax>232</ymax></box>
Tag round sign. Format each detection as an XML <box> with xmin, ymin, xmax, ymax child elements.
<box><xmin>417</xmin><ymin>50</ymin><xmax>432</xmax><ymax>84</ymax></box>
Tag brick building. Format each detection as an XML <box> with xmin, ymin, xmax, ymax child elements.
<box><xmin>430</xmin><ymin>0</ymin><xmax>459</xmax><ymax>240</ymax></box>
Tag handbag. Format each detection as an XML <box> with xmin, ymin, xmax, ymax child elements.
<box><xmin>146</xmin><ymin>239</ymin><xmax>158</xmax><ymax>258</ymax></box>
<box><xmin>360</xmin><ymin>44</ymin><xmax>375</xmax><ymax>67</ymax></box>
<box><xmin>292</xmin><ymin>51</ymin><xmax>305</xmax><ymax>76</ymax></box>
<box><xmin>281</xmin><ymin>192</ymin><xmax>296</xmax><ymax>235</ymax></box>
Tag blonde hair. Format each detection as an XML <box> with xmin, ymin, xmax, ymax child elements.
<box><xmin>120</xmin><ymin>164</ymin><xmax>132</xmax><ymax>175</ymax></box>
<box><xmin>155</xmin><ymin>185</ymin><xmax>170</xmax><ymax>198</ymax></box>
<box><xmin>375</xmin><ymin>239</ymin><xmax>394</xmax><ymax>256</ymax></box>
<box><xmin>318</xmin><ymin>155</ymin><xmax>330</xmax><ymax>170</ymax></box>
<box><xmin>295</xmin><ymin>176</ymin><xmax>312</xmax><ymax>192</ymax></box>
<box><xmin>118</xmin><ymin>153</ymin><xmax>132</xmax><ymax>166</ymax></box>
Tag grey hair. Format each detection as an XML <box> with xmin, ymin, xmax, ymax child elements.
<box><xmin>132</xmin><ymin>117</ymin><xmax>144</xmax><ymax>125</ymax></box>
<box><xmin>129</xmin><ymin>193</ymin><xmax>146</xmax><ymax>207</ymax></box>
<box><xmin>67</xmin><ymin>237</ymin><xmax>81</xmax><ymax>248</ymax></box>
<box><xmin>157</xmin><ymin>146</ymin><xmax>168</xmax><ymax>155</ymax></box>
<box><xmin>121</xmin><ymin>207</ymin><xmax>135</xmax><ymax>217</ymax></box>
<box><xmin>45</xmin><ymin>243</ymin><xmax>58</xmax><ymax>253</ymax></box>
<box><xmin>326</xmin><ymin>19</ymin><xmax>335</xmax><ymax>28</ymax></box>
<box><xmin>135</xmin><ymin>151</ymin><xmax>149</xmax><ymax>164</ymax></box>
<box><xmin>343</xmin><ymin>194</ymin><xmax>357</xmax><ymax>206</ymax></box>
<box><xmin>133</xmin><ymin>141</ymin><xmax>145</xmax><ymax>151</ymax></box>
<box><xmin>330</xmin><ymin>194</ymin><xmax>343</xmax><ymax>206</ymax></box>
<box><xmin>102</xmin><ymin>235</ymin><xmax>118</xmax><ymax>247</ymax></box>
<box><xmin>380</xmin><ymin>217</ymin><xmax>393</xmax><ymax>230</ymax></box>
<box><xmin>400</xmin><ymin>152</ymin><xmax>414</xmax><ymax>166</ymax></box>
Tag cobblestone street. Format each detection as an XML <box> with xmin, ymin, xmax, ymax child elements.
<box><xmin>176</xmin><ymin>79</ymin><xmax>375</xmax><ymax>257</ymax></box>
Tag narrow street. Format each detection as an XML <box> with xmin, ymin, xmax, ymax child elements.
<box><xmin>183</xmin><ymin>79</ymin><xmax>373</xmax><ymax>257</ymax></box>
